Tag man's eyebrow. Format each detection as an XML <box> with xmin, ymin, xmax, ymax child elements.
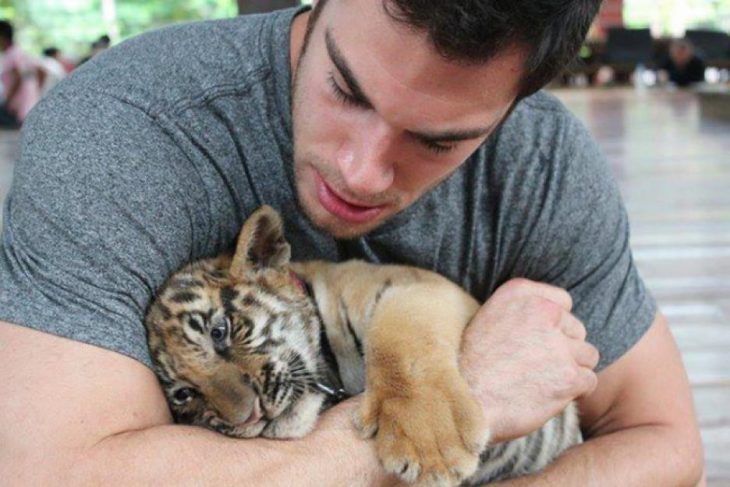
<box><xmin>325</xmin><ymin>28</ymin><xmax>373</xmax><ymax>107</ymax></box>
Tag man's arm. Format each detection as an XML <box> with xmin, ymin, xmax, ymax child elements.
<box><xmin>3</xmin><ymin>67</ymin><xmax>21</xmax><ymax>111</ymax></box>
<box><xmin>0</xmin><ymin>321</ymin><xmax>390</xmax><ymax>486</ymax></box>
<box><xmin>493</xmin><ymin>312</ymin><xmax>704</xmax><ymax>486</ymax></box>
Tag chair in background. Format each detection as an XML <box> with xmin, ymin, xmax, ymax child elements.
<box><xmin>603</xmin><ymin>27</ymin><xmax>655</xmax><ymax>82</ymax></box>
<box><xmin>685</xmin><ymin>29</ymin><xmax>730</xmax><ymax>69</ymax></box>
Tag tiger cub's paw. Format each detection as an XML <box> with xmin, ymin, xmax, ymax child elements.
<box><xmin>354</xmin><ymin>371</ymin><xmax>490</xmax><ymax>487</ymax></box>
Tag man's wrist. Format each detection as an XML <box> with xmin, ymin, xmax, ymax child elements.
<box><xmin>308</xmin><ymin>398</ymin><xmax>395</xmax><ymax>486</ymax></box>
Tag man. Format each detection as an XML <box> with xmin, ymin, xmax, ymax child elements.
<box><xmin>38</xmin><ymin>47</ymin><xmax>68</xmax><ymax>98</ymax></box>
<box><xmin>0</xmin><ymin>1</ymin><xmax>703</xmax><ymax>485</ymax></box>
<box><xmin>0</xmin><ymin>20</ymin><xmax>42</xmax><ymax>128</ymax></box>
<box><xmin>660</xmin><ymin>39</ymin><xmax>706</xmax><ymax>87</ymax></box>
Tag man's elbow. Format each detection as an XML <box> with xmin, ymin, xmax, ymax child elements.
<box><xmin>668</xmin><ymin>424</ymin><xmax>705</xmax><ymax>486</ymax></box>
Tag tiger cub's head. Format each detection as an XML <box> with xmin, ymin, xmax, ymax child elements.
<box><xmin>145</xmin><ymin>206</ymin><xmax>329</xmax><ymax>439</ymax></box>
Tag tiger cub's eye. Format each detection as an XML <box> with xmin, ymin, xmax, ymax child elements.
<box><xmin>211</xmin><ymin>326</ymin><xmax>225</xmax><ymax>341</ymax></box>
<box><xmin>172</xmin><ymin>387</ymin><xmax>196</xmax><ymax>405</ymax></box>
<box><xmin>210</xmin><ymin>316</ymin><xmax>231</xmax><ymax>353</ymax></box>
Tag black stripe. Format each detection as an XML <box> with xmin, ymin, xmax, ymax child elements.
<box><xmin>170</xmin><ymin>291</ymin><xmax>200</xmax><ymax>304</ymax></box>
<box><xmin>241</xmin><ymin>293</ymin><xmax>279</xmax><ymax>316</ymax></box>
<box><xmin>522</xmin><ymin>426</ymin><xmax>545</xmax><ymax>465</ymax></box>
<box><xmin>208</xmin><ymin>270</ymin><xmax>227</xmax><ymax>280</ymax></box>
<box><xmin>372</xmin><ymin>279</ymin><xmax>393</xmax><ymax>307</ymax></box>
<box><xmin>263</xmin><ymin>315</ymin><xmax>278</xmax><ymax>336</ymax></box>
<box><xmin>340</xmin><ymin>299</ymin><xmax>364</xmax><ymax>357</ymax></box>
<box><xmin>157</xmin><ymin>304</ymin><xmax>172</xmax><ymax>320</ymax></box>
<box><xmin>181</xmin><ymin>312</ymin><xmax>204</xmax><ymax>334</ymax></box>
<box><xmin>220</xmin><ymin>287</ymin><xmax>239</xmax><ymax>315</ymax></box>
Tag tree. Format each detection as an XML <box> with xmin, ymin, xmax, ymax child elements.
<box><xmin>1</xmin><ymin>0</ymin><xmax>239</xmax><ymax>58</ymax></box>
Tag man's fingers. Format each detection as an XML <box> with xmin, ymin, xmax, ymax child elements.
<box><xmin>576</xmin><ymin>367</ymin><xmax>598</xmax><ymax>398</ymax></box>
<box><xmin>570</xmin><ymin>339</ymin><xmax>600</xmax><ymax>369</ymax></box>
<box><xmin>559</xmin><ymin>313</ymin><xmax>586</xmax><ymax>340</ymax></box>
<box><xmin>503</xmin><ymin>278</ymin><xmax>573</xmax><ymax>311</ymax></box>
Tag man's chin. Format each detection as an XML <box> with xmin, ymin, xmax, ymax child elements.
<box><xmin>309</xmin><ymin>212</ymin><xmax>384</xmax><ymax>239</ymax></box>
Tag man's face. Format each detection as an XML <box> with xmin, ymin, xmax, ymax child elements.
<box><xmin>291</xmin><ymin>0</ymin><xmax>525</xmax><ymax>238</ymax></box>
<box><xmin>670</xmin><ymin>44</ymin><xmax>692</xmax><ymax>66</ymax></box>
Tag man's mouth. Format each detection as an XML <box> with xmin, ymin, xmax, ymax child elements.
<box><xmin>315</xmin><ymin>172</ymin><xmax>386</xmax><ymax>224</ymax></box>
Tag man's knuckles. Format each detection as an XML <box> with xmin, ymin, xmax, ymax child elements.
<box><xmin>498</xmin><ymin>278</ymin><xmax>573</xmax><ymax>311</ymax></box>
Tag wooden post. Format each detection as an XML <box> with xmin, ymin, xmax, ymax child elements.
<box><xmin>237</xmin><ymin>0</ymin><xmax>301</xmax><ymax>15</ymax></box>
<box><xmin>100</xmin><ymin>0</ymin><xmax>120</xmax><ymax>43</ymax></box>
<box><xmin>597</xmin><ymin>0</ymin><xmax>623</xmax><ymax>35</ymax></box>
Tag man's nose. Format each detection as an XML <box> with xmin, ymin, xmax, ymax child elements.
<box><xmin>337</xmin><ymin>118</ymin><xmax>396</xmax><ymax>196</ymax></box>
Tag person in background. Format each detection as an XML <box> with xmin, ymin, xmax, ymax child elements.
<box><xmin>78</xmin><ymin>34</ymin><xmax>112</xmax><ymax>66</ymax></box>
<box><xmin>660</xmin><ymin>39</ymin><xmax>706</xmax><ymax>87</ymax></box>
<box><xmin>38</xmin><ymin>47</ymin><xmax>67</xmax><ymax>98</ymax></box>
<box><xmin>43</xmin><ymin>45</ymin><xmax>76</xmax><ymax>74</ymax></box>
<box><xmin>0</xmin><ymin>19</ymin><xmax>42</xmax><ymax>128</ymax></box>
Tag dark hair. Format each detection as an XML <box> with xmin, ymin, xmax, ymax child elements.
<box><xmin>43</xmin><ymin>47</ymin><xmax>60</xmax><ymax>57</ymax></box>
<box><xmin>305</xmin><ymin>1</ymin><xmax>598</xmax><ymax>100</ymax></box>
<box><xmin>0</xmin><ymin>19</ymin><xmax>14</xmax><ymax>43</ymax></box>
<box><xmin>382</xmin><ymin>0</ymin><xmax>601</xmax><ymax>99</ymax></box>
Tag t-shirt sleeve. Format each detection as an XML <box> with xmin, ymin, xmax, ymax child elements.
<box><xmin>0</xmin><ymin>91</ymin><xmax>207</xmax><ymax>368</ymax></box>
<box><xmin>515</xmin><ymin>111</ymin><xmax>656</xmax><ymax>371</ymax></box>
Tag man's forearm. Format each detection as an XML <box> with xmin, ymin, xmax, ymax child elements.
<box><xmin>492</xmin><ymin>424</ymin><xmax>703</xmax><ymax>487</ymax></box>
<box><xmin>67</xmin><ymin>402</ymin><xmax>391</xmax><ymax>487</ymax></box>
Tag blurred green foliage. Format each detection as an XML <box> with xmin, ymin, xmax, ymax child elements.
<box><xmin>0</xmin><ymin>0</ymin><xmax>237</xmax><ymax>59</ymax></box>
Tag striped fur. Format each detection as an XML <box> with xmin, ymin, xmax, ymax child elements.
<box><xmin>145</xmin><ymin>206</ymin><xmax>581</xmax><ymax>486</ymax></box>
<box><xmin>144</xmin><ymin>214</ymin><xmax>331</xmax><ymax>439</ymax></box>
<box><xmin>292</xmin><ymin>259</ymin><xmax>582</xmax><ymax>486</ymax></box>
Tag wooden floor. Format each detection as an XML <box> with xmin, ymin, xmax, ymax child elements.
<box><xmin>553</xmin><ymin>88</ymin><xmax>730</xmax><ymax>486</ymax></box>
<box><xmin>0</xmin><ymin>88</ymin><xmax>728</xmax><ymax>483</ymax></box>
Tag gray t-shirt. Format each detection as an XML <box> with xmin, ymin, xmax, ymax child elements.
<box><xmin>0</xmin><ymin>7</ymin><xmax>655</xmax><ymax>371</ymax></box>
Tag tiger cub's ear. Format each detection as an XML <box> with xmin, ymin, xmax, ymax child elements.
<box><xmin>231</xmin><ymin>205</ymin><xmax>291</xmax><ymax>278</ymax></box>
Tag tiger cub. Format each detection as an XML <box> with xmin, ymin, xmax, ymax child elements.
<box><xmin>145</xmin><ymin>206</ymin><xmax>581</xmax><ymax>486</ymax></box>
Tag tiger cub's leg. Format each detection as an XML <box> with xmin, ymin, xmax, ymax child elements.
<box><xmin>356</xmin><ymin>280</ymin><xmax>490</xmax><ymax>487</ymax></box>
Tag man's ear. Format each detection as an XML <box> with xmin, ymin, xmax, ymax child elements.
<box><xmin>231</xmin><ymin>206</ymin><xmax>291</xmax><ymax>278</ymax></box>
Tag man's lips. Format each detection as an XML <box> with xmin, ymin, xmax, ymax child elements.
<box><xmin>315</xmin><ymin>173</ymin><xmax>386</xmax><ymax>224</ymax></box>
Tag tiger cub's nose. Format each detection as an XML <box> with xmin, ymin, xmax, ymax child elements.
<box><xmin>211</xmin><ymin>381</ymin><xmax>262</xmax><ymax>426</ymax></box>
<box><xmin>238</xmin><ymin>396</ymin><xmax>263</xmax><ymax>426</ymax></box>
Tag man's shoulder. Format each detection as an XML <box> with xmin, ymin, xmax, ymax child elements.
<box><xmin>506</xmin><ymin>91</ymin><xmax>582</xmax><ymax>135</ymax></box>
<box><xmin>52</xmin><ymin>8</ymin><xmax>299</xmax><ymax>116</ymax></box>
<box><xmin>485</xmin><ymin>90</ymin><xmax>596</xmax><ymax>170</ymax></box>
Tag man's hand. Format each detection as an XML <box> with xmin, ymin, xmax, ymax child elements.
<box><xmin>459</xmin><ymin>278</ymin><xmax>600</xmax><ymax>443</ymax></box>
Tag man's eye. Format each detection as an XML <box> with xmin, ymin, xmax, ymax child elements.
<box><xmin>421</xmin><ymin>139</ymin><xmax>457</xmax><ymax>155</ymax></box>
<box><xmin>327</xmin><ymin>72</ymin><xmax>367</xmax><ymax>108</ymax></box>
